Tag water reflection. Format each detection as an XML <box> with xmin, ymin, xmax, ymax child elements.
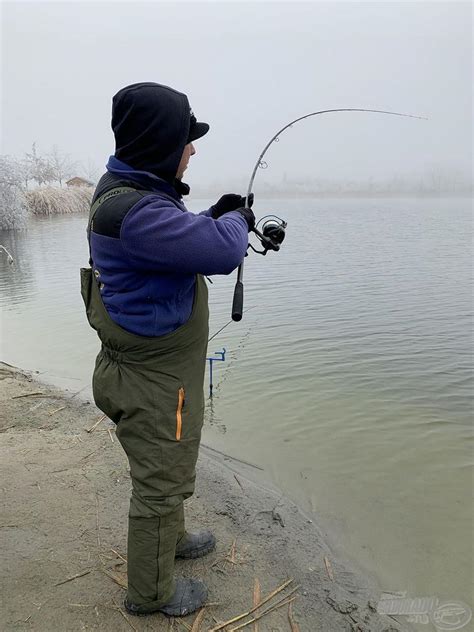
<box><xmin>0</xmin><ymin>228</ymin><xmax>37</xmax><ymax>307</ymax></box>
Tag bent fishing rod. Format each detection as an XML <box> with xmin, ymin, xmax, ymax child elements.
<box><xmin>231</xmin><ymin>108</ymin><xmax>427</xmax><ymax>321</ymax></box>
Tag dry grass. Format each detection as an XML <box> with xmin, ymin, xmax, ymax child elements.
<box><xmin>25</xmin><ymin>186</ymin><xmax>93</xmax><ymax>216</ymax></box>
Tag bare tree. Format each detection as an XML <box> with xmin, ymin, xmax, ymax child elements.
<box><xmin>81</xmin><ymin>158</ymin><xmax>101</xmax><ymax>185</ymax></box>
<box><xmin>48</xmin><ymin>145</ymin><xmax>77</xmax><ymax>186</ymax></box>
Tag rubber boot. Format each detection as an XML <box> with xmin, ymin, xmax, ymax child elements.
<box><xmin>124</xmin><ymin>577</ymin><xmax>207</xmax><ymax>617</ymax></box>
<box><xmin>175</xmin><ymin>530</ymin><xmax>216</xmax><ymax>559</ymax></box>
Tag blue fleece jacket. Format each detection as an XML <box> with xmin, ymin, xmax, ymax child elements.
<box><xmin>89</xmin><ymin>157</ymin><xmax>248</xmax><ymax>336</ymax></box>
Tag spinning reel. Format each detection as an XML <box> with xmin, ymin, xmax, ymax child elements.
<box><xmin>250</xmin><ymin>215</ymin><xmax>288</xmax><ymax>255</ymax></box>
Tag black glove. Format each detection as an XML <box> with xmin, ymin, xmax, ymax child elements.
<box><xmin>210</xmin><ymin>193</ymin><xmax>254</xmax><ymax>219</ymax></box>
<box><xmin>235</xmin><ymin>207</ymin><xmax>256</xmax><ymax>232</ymax></box>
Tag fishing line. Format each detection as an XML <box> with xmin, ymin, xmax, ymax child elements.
<box><xmin>208</xmin><ymin>306</ymin><xmax>257</xmax><ymax>343</ymax></box>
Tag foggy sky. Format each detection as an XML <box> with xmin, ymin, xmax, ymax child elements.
<box><xmin>1</xmin><ymin>1</ymin><xmax>472</xmax><ymax>191</ymax></box>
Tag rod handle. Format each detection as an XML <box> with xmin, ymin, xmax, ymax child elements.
<box><xmin>231</xmin><ymin>281</ymin><xmax>244</xmax><ymax>321</ymax></box>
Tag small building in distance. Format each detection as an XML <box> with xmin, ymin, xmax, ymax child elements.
<box><xmin>66</xmin><ymin>176</ymin><xmax>94</xmax><ymax>188</ymax></box>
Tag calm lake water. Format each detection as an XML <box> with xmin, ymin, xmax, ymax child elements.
<box><xmin>1</xmin><ymin>197</ymin><xmax>472</xmax><ymax>620</ymax></box>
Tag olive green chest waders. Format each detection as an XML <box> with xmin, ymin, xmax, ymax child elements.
<box><xmin>81</xmin><ymin>189</ymin><xmax>209</xmax><ymax>612</ymax></box>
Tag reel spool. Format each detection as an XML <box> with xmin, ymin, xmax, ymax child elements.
<box><xmin>250</xmin><ymin>215</ymin><xmax>288</xmax><ymax>255</ymax></box>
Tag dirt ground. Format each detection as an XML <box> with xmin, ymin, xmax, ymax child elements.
<box><xmin>0</xmin><ymin>362</ymin><xmax>408</xmax><ymax>632</ymax></box>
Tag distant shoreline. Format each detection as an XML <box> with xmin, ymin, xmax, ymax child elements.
<box><xmin>189</xmin><ymin>191</ymin><xmax>473</xmax><ymax>200</ymax></box>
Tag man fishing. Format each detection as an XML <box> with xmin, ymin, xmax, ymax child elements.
<box><xmin>81</xmin><ymin>82</ymin><xmax>255</xmax><ymax>617</ymax></box>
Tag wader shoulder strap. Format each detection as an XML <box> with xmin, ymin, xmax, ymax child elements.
<box><xmin>86</xmin><ymin>185</ymin><xmax>185</xmax><ymax>266</ymax></box>
<box><xmin>86</xmin><ymin>186</ymin><xmax>144</xmax><ymax>266</ymax></box>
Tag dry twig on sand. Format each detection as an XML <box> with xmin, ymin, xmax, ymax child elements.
<box><xmin>288</xmin><ymin>600</ymin><xmax>300</xmax><ymax>632</ymax></box>
<box><xmin>54</xmin><ymin>569</ymin><xmax>92</xmax><ymax>587</ymax></box>
<box><xmin>86</xmin><ymin>414</ymin><xmax>107</xmax><ymax>433</ymax></box>
<box><xmin>233</xmin><ymin>474</ymin><xmax>245</xmax><ymax>491</ymax></box>
<box><xmin>48</xmin><ymin>405</ymin><xmax>66</xmax><ymax>416</ymax></box>
<box><xmin>102</xmin><ymin>569</ymin><xmax>127</xmax><ymax>589</ymax></box>
<box><xmin>190</xmin><ymin>607</ymin><xmax>207</xmax><ymax>631</ymax></box>
<box><xmin>253</xmin><ymin>578</ymin><xmax>261</xmax><ymax>632</ymax></box>
<box><xmin>324</xmin><ymin>556</ymin><xmax>334</xmax><ymax>581</ymax></box>
<box><xmin>12</xmin><ymin>392</ymin><xmax>44</xmax><ymax>399</ymax></box>
<box><xmin>239</xmin><ymin>595</ymin><xmax>298</xmax><ymax>630</ymax></box>
<box><xmin>12</xmin><ymin>393</ymin><xmax>57</xmax><ymax>400</ymax></box>
<box><xmin>113</xmin><ymin>599</ymin><xmax>138</xmax><ymax>631</ymax></box>
<box><xmin>81</xmin><ymin>448</ymin><xmax>100</xmax><ymax>462</ymax></box>
<box><xmin>111</xmin><ymin>548</ymin><xmax>127</xmax><ymax>563</ymax></box>
<box><xmin>95</xmin><ymin>493</ymin><xmax>101</xmax><ymax>550</ymax></box>
<box><xmin>212</xmin><ymin>538</ymin><xmax>240</xmax><ymax>572</ymax></box>
<box><xmin>230</xmin><ymin>595</ymin><xmax>298</xmax><ymax>631</ymax></box>
<box><xmin>227</xmin><ymin>539</ymin><xmax>237</xmax><ymax>565</ymax></box>
<box><xmin>209</xmin><ymin>579</ymin><xmax>294</xmax><ymax>631</ymax></box>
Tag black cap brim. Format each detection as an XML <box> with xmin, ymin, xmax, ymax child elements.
<box><xmin>188</xmin><ymin>121</ymin><xmax>210</xmax><ymax>142</ymax></box>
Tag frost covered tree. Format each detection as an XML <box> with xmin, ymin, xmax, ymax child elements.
<box><xmin>0</xmin><ymin>156</ymin><xmax>22</xmax><ymax>187</ymax></box>
<box><xmin>24</xmin><ymin>142</ymin><xmax>55</xmax><ymax>187</ymax></box>
<box><xmin>18</xmin><ymin>157</ymin><xmax>34</xmax><ymax>189</ymax></box>
<box><xmin>0</xmin><ymin>156</ymin><xmax>28</xmax><ymax>230</ymax></box>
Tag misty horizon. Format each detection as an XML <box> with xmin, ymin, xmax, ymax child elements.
<box><xmin>1</xmin><ymin>2</ymin><xmax>472</xmax><ymax>199</ymax></box>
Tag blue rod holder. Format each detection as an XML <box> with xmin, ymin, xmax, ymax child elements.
<box><xmin>207</xmin><ymin>348</ymin><xmax>226</xmax><ymax>397</ymax></box>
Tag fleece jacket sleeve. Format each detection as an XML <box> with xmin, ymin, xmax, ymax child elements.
<box><xmin>120</xmin><ymin>196</ymin><xmax>248</xmax><ymax>275</ymax></box>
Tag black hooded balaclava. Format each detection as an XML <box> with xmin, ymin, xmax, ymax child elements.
<box><xmin>111</xmin><ymin>82</ymin><xmax>209</xmax><ymax>187</ymax></box>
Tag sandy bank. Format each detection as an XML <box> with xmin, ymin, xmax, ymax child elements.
<box><xmin>0</xmin><ymin>362</ymin><xmax>407</xmax><ymax>631</ymax></box>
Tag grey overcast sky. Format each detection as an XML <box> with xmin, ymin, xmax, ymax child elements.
<box><xmin>1</xmin><ymin>1</ymin><xmax>472</xmax><ymax>189</ymax></box>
